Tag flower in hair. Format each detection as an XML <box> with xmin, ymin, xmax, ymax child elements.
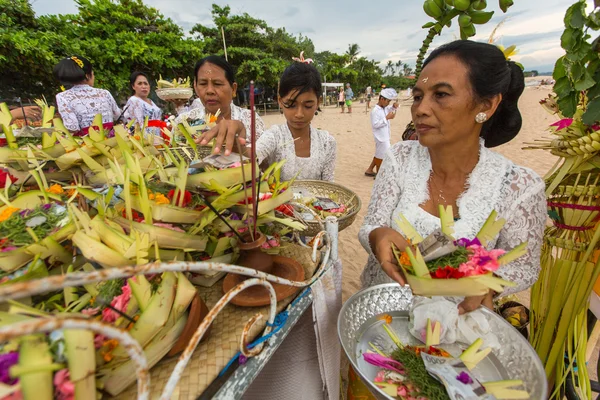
<box><xmin>292</xmin><ymin>51</ymin><xmax>313</xmax><ymax>64</ymax></box>
<box><xmin>70</xmin><ymin>56</ymin><xmax>84</xmax><ymax>69</ymax></box>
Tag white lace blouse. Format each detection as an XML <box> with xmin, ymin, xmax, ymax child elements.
<box><xmin>358</xmin><ymin>140</ymin><xmax>547</xmax><ymax>296</ymax></box>
<box><xmin>55</xmin><ymin>85</ymin><xmax>121</xmax><ymax>132</ymax></box>
<box><xmin>172</xmin><ymin>102</ymin><xmax>265</xmax><ymax>142</ymax></box>
<box><xmin>256</xmin><ymin>124</ymin><xmax>337</xmax><ymax>182</ymax></box>
<box><xmin>123</xmin><ymin>96</ymin><xmax>163</xmax><ymax>136</ymax></box>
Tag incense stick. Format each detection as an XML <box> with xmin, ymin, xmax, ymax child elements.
<box><xmin>196</xmin><ymin>191</ymin><xmax>245</xmax><ymax>242</ymax></box>
<box><xmin>249</xmin><ymin>80</ymin><xmax>258</xmax><ymax>239</ymax></box>
<box><xmin>236</xmin><ymin>140</ymin><xmax>254</xmax><ymax>242</ymax></box>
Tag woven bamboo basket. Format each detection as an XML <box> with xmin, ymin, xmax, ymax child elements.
<box><xmin>290</xmin><ymin>180</ymin><xmax>361</xmax><ymax>236</ymax></box>
<box><xmin>156</xmin><ymin>87</ymin><xmax>194</xmax><ymax>101</ymax></box>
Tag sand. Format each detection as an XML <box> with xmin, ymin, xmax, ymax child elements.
<box><xmin>261</xmin><ymin>86</ymin><xmax>557</xmax><ymax>302</ymax></box>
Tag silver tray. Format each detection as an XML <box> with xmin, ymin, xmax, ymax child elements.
<box><xmin>338</xmin><ymin>284</ymin><xmax>548</xmax><ymax>400</ymax></box>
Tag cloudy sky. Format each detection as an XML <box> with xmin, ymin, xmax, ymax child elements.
<box><xmin>31</xmin><ymin>0</ymin><xmax>584</xmax><ymax>73</ymax></box>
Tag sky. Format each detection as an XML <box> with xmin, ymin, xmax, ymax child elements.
<box><xmin>31</xmin><ymin>0</ymin><xmax>585</xmax><ymax>73</ymax></box>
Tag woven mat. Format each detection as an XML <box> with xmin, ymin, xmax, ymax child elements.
<box><xmin>114</xmin><ymin>244</ymin><xmax>319</xmax><ymax>399</ymax></box>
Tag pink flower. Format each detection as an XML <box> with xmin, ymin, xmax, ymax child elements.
<box><xmin>0</xmin><ymin>247</ymin><xmax>17</xmax><ymax>253</ymax></box>
<box><xmin>81</xmin><ymin>307</ymin><xmax>100</xmax><ymax>316</ymax></box>
<box><xmin>397</xmin><ymin>386</ymin><xmax>408</xmax><ymax>397</ymax></box>
<box><xmin>54</xmin><ymin>369</ymin><xmax>75</xmax><ymax>400</ymax></box>
<box><xmin>94</xmin><ymin>334</ymin><xmax>106</xmax><ymax>349</ymax></box>
<box><xmin>101</xmin><ymin>283</ymin><xmax>132</xmax><ymax>323</ymax></box>
<box><xmin>550</xmin><ymin>118</ymin><xmax>573</xmax><ymax>131</ymax></box>
<box><xmin>458</xmin><ymin>245</ymin><xmax>505</xmax><ymax>276</ymax></box>
<box><xmin>153</xmin><ymin>223</ymin><xmax>185</xmax><ymax>233</ymax></box>
<box><xmin>374</xmin><ymin>370</ymin><xmax>386</xmax><ymax>383</ymax></box>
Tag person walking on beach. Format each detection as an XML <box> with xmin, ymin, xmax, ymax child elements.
<box><xmin>345</xmin><ymin>83</ymin><xmax>354</xmax><ymax>113</ymax></box>
<box><xmin>338</xmin><ymin>87</ymin><xmax>345</xmax><ymax>113</ymax></box>
<box><xmin>365</xmin><ymin>88</ymin><xmax>398</xmax><ymax>176</ymax></box>
<box><xmin>365</xmin><ymin>85</ymin><xmax>372</xmax><ymax>112</ymax></box>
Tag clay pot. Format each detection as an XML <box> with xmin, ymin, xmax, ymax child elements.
<box><xmin>237</xmin><ymin>232</ymin><xmax>273</xmax><ymax>274</ymax></box>
<box><xmin>167</xmin><ymin>293</ymin><xmax>211</xmax><ymax>357</ymax></box>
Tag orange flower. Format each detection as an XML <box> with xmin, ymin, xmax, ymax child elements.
<box><xmin>47</xmin><ymin>184</ymin><xmax>65</xmax><ymax>195</ymax></box>
<box><xmin>377</xmin><ymin>314</ymin><xmax>393</xmax><ymax>325</ymax></box>
<box><xmin>148</xmin><ymin>193</ymin><xmax>155</xmax><ymax>200</ymax></box>
<box><xmin>101</xmin><ymin>339</ymin><xmax>120</xmax><ymax>362</ymax></box>
<box><xmin>134</xmin><ymin>135</ymin><xmax>141</xmax><ymax>140</ymax></box>
<box><xmin>0</xmin><ymin>207</ymin><xmax>19</xmax><ymax>222</ymax></box>
<box><xmin>154</xmin><ymin>193</ymin><xmax>170</xmax><ymax>205</ymax></box>
<box><xmin>209</xmin><ymin>114</ymin><xmax>218</xmax><ymax>123</ymax></box>
<box><xmin>399</xmin><ymin>251</ymin><xmax>411</xmax><ymax>266</ymax></box>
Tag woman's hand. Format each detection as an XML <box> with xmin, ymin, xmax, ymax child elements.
<box><xmin>10</xmin><ymin>106</ymin><xmax>41</xmax><ymax>122</ymax></box>
<box><xmin>369</xmin><ymin>227</ymin><xmax>409</xmax><ymax>285</ymax></box>
<box><xmin>457</xmin><ymin>290</ymin><xmax>494</xmax><ymax>315</ymax></box>
<box><xmin>194</xmin><ymin>120</ymin><xmax>247</xmax><ymax>156</ymax></box>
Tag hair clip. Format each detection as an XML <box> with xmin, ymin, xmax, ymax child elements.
<box><xmin>292</xmin><ymin>51</ymin><xmax>313</xmax><ymax>64</ymax></box>
<box><xmin>70</xmin><ymin>56</ymin><xmax>84</xmax><ymax>69</ymax></box>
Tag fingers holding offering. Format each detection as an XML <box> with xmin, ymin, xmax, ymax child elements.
<box><xmin>457</xmin><ymin>290</ymin><xmax>494</xmax><ymax>315</ymax></box>
<box><xmin>194</xmin><ymin>120</ymin><xmax>247</xmax><ymax>156</ymax></box>
<box><xmin>370</xmin><ymin>227</ymin><xmax>410</xmax><ymax>285</ymax></box>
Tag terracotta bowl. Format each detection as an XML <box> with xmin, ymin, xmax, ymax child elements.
<box><xmin>168</xmin><ymin>292</ymin><xmax>211</xmax><ymax>357</ymax></box>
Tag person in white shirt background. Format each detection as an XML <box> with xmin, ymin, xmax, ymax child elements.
<box><xmin>364</xmin><ymin>88</ymin><xmax>398</xmax><ymax>176</ymax></box>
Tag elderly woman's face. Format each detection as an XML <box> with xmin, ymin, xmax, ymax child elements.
<box><xmin>194</xmin><ymin>62</ymin><xmax>237</xmax><ymax>115</ymax></box>
<box><xmin>411</xmin><ymin>54</ymin><xmax>482</xmax><ymax>148</ymax></box>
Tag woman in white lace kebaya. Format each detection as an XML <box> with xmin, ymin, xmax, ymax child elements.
<box><xmin>123</xmin><ymin>72</ymin><xmax>163</xmax><ymax>136</ymax></box>
<box><xmin>197</xmin><ymin>61</ymin><xmax>337</xmax><ymax>182</ymax></box>
<box><xmin>173</xmin><ymin>56</ymin><xmax>265</xmax><ymax>143</ymax></box>
<box><xmin>360</xmin><ymin>40</ymin><xmax>546</xmax><ymax>314</ymax></box>
<box><xmin>53</xmin><ymin>56</ymin><xmax>121</xmax><ymax>135</ymax></box>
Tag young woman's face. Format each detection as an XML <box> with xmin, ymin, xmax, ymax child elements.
<box><xmin>194</xmin><ymin>63</ymin><xmax>237</xmax><ymax>115</ymax></box>
<box><xmin>133</xmin><ymin>75</ymin><xmax>150</xmax><ymax>98</ymax></box>
<box><xmin>411</xmin><ymin>54</ymin><xmax>486</xmax><ymax>149</ymax></box>
<box><xmin>279</xmin><ymin>90</ymin><xmax>319</xmax><ymax>131</ymax></box>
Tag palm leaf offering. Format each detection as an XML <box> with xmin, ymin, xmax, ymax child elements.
<box><xmin>0</xmin><ymin>106</ymin><xmax>308</xmax><ymax>398</ymax></box>
<box><xmin>392</xmin><ymin>206</ymin><xmax>524</xmax><ymax>297</ymax></box>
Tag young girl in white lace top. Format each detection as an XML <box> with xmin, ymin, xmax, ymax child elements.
<box><xmin>53</xmin><ymin>56</ymin><xmax>121</xmax><ymax>135</ymax></box>
<box><xmin>360</xmin><ymin>40</ymin><xmax>546</xmax><ymax>314</ymax></box>
<box><xmin>196</xmin><ymin>61</ymin><xmax>337</xmax><ymax>182</ymax></box>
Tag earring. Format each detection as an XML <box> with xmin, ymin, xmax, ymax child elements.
<box><xmin>475</xmin><ymin>112</ymin><xmax>488</xmax><ymax>123</ymax></box>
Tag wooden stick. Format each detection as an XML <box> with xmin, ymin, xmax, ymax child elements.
<box><xmin>249</xmin><ymin>81</ymin><xmax>258</xmax><ymax>239</ymax></box>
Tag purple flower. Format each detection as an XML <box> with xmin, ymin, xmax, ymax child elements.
<box><xmin>363</xmin><ymin>352</ymin><xmax>405</xmax><ymax>374</ymax></box>
<box><xmin>0</xmin><ymin>352</ymin><xmax>19</xmax><ymax>385</ymax></box>
<box><xmin>41</xmin><ymin>204</ymin><xmax>52</xmax><ymax>211</ymax></box>
<box><xmin>19</xmin><ymin>209</ymin><xmax>32</xmax><ymax>217</ymax></box>
<box><xmin>239</xmin><ymin>354</ymin><xmax>248</xmax><ymax>365</ymax></box>
<box><xmin>456</xmin><ymin>371</ymin><xmax>473</xmax><ymax>385</ymax></box>
<box><xmin>230</xmin><ymin>213</ymin><xmax>241</xmax><ymax>221</ymax></box>
<box><xmin>455</xmin><ymin>237</ymin><xmax>481</xmax><ymax>247</ymax></box>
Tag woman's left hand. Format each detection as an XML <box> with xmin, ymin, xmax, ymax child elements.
<box><xmin>457</xmin><ymin>290</ymin><xmax>494</xmax><ymax>315</ymax></box>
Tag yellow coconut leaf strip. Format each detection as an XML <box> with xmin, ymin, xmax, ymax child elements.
<box><xmin>405</xmin><ymin>247</ymin><xmax>429</xmax><ymax>278</ymax></box>
<box><xmin>72</xmin><ymin>231</ymin><xmax>131</xmax><ymax>269</ymax></box>
<box><xmin>112</xmin><ymin>217</ymin><xmax>207</xmax><ymax>251</ymax></box>
<box><xmin>405</xmin><ymin>274</ymin><xmax>490</xmax><ymax>297</ymax></box>
<box><xmin>472</xmin><ymin>274</ymin><xmax>516</xmax><ymax>293</ymax></box>
<box><xmin>438</xmin><ymin>205</ymin><xmax>455</xmax><ymax>237</ymax></box>
<box><xmin>498</xmin><ymin>242</ymin><xmax>528</xmax><ymax>265</ymax></box>
<box><xmin>178</xmin><ymin>121</ymin><xmax>197</xmax><ymax>153</ymax></box>
<box><xmin>394</xmin><ymin>214</ymin><xmax>424</xmax><ymax>244</ymax></box>
<box><xmin>476</xmin><ymin>210</ymin><xmax>506</xmax><ymax>246</ymax></box>
<box><xmin>0</xmin><ymin>103</ymin><xmax>17</xmax><ymax>149</ymax></box>
<box><xmin>382</xmin><ymin>324</ymin><xmax>403</xmax><ymax>348</ymax></box>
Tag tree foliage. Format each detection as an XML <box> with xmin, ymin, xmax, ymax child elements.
<box><xmin>1</xmin><ymin>0</ymin><xmax>202</xmax><ymax>102</ymax></box>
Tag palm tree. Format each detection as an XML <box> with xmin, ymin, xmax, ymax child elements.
<box><xmin>395</xmin><ymin>60</ymin><xmax>403</xmax><ymax>76</ymax></box>
<box><xmin>385</xmin><ymin>60</ymin><xmax>393</xmax><ymax>75</ymax></box>
<box><xmin>346</xmin><ymin>43</ymin><xmax>360</xmax><ymax>64</ymax></box>
<box><xmin>403</xmin><ymin>63</ymin><xmax>413</xmax><ymax>77</ymax></box>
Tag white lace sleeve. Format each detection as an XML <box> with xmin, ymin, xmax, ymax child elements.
<box><xmin>255</xmin><ymin>129</ymin><xmax>278</xmax><ymax>165</ymax></box>
<box><xmin>108</xmin><ymin>92</ymin><xmax>121</xmax><ymax>120</ymax></box>
<box><xmin>55</xmin><ymin>93</ymin><xmax>80</xmax><ymax>132</ymax></box>
<box><xmin>494</xmin><ymin>173</ymin><xmax>546</xmax><ymax>296</ymax></box>
<box><xmin>123</xmin><ymin>97</ymin><xmax>144</xmax><ymax>127</ymax></box>
<box><xmin>321</xmin><ymin>135</ymin><xmax>337</xmax><ymax>182</ymax></box>
<box><xmin>358</xmin><ymin>144</ymin><xmax>405</xmax><ymax>256</ymax></box>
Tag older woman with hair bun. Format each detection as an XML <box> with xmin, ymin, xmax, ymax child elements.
<box><xmin>359</xmin><ymin>40</ymin><xmax>547</xmax><ymax>313</ymax></box>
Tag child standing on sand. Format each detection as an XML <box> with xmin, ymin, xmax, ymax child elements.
<box><xmin>365</xmin><ymin>88</ymin><xmax>398</xmax><ymax>176</ymax></box>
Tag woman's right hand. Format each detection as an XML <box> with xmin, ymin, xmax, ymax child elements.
<box><xmin>369</xmin><ymin>227</ymin><xmax>409</xmax><ymax>285</ymax></box>
<box><xmin>194</xmin><ymin>120</ymin><xmax>247</xmax><ymax>156</ymax></box>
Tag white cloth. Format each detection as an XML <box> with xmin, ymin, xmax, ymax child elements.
<box><xmin>123</xmin><ymin>96</ymin><xmax>162</xmax><ymax>135</ymax></box>
<box><xmin>172</xmin><ymin>102</ymin><xmax>265</xmax><ymax>143</ymax></box>
<box><xmin>358</xmin><ymin>139</ymin><xmax>547</xmax><ymax>296</ymax></box>
<box><xmin>380</xmin><ymin>88</ymin><xmax>397</xmax><ymax>100</ymax></box>
<box><xmin>374</xmin><ymin>139</ymin><xmax>390</xmax><ymax>159</ymax></box>
<box><xmin>256</xmin><ymin>124</ymin><xmax>337</xmax><ymax>182</ymax></box>
<box><xmin>55</xmin><ymin>84</ymin><xmax>121</xmax><ymax>132</ymax></box>
<box><xmin>371</xmin><ymin>104</ymin><xmax>393</xmax><ymax>160</ymax></box>
<box><xmin>409</xmin><ymin>296</ymin><xmax>501</xmax><ymax>351</ymax></box>
<box><xmin>243</xmin><ymin>260</ymin><xmax>342</xmax><ymax>400</ymax></box>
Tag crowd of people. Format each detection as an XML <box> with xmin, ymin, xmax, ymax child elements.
<box><xmin>3</xmin><ymin>39</ymin><xmax>546</xmax><ymax>399</ymax></box>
